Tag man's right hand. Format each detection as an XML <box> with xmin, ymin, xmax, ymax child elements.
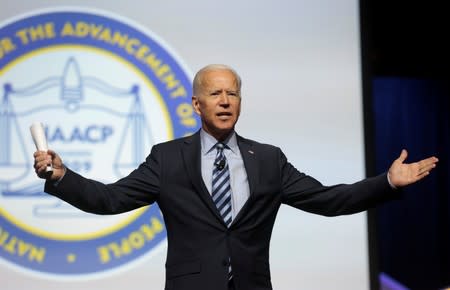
<box><xmin>33</xmin><ymin>150</ymin><xmax>65</xmax><ymax>181</ymax></box>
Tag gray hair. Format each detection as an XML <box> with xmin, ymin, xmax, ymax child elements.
<box><xmin>193</xmin><ymin>64</ymin><xmax>242</xmax><ymax>96</ymax></box>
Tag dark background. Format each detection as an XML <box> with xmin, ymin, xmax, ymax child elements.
<box><xmin>361</xmin><ymin>0</ymin><xmax>449</xmax><ymax>289</ymax></box>
<box><xmin>363</xmin><ymin>0</ymin><xmax>449</xmax><ymax>78</ymax></box>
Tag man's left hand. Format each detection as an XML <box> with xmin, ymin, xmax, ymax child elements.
<box><xmin>388</xmin><ymin>149</ymin><xmax>438</xmax><ymax>188</ymax></box>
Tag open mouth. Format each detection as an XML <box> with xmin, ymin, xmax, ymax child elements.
<box><xmin>217</xmin><ymin>112</ymin><xmax>232</xmax><ymax>117</ymax></box>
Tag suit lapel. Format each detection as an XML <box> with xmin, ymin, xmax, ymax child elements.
<box><xmin>181</xmin><ymin>132</ymin><xmax>226</xmax><ymax>225</ymax></box>
<box><xmin>237</xmin><ymin>136</ymin><xmax>258</xmax><ymax>195</ymax></box>
<box><xmin>231</xmin><ymin>135</ymin><xmax>259</xmax><ymax>226</ymax></box>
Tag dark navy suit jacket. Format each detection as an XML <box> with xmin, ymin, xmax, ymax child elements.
<box><xmin>45</xmin><ymin>131</ymin><xmax>398</xmax><ymax>290</ymax></box>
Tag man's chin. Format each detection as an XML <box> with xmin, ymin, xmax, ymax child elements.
<box><xmin>215</xmin><ymin>128</ymin><xmax>233</xmax><ymax>135</ymax></box>
<box><xmin>207</xmin><ymin>127</ymin><xmax>234</xmax><ymax>140</ymax></box>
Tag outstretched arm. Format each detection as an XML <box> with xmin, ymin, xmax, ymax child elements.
<box><xmin>280</xmin><ymin>148</ymin><xmax>437</xmax><ymax>216</ymax></box>
<box><xmin>388</xmin><ymin>149</ymin><xmax>438</xmax><ymax>188</ymax></box>
<box><xmin>33</xmin><ymin>147</ymin><xmax>161</xmax><ymax>214</ymax></box>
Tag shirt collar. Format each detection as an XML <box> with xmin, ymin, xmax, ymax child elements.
<box><xmin>200</xmin><ymin>129</ymin><xmax>238</xmax><ymax>155</ymax></box>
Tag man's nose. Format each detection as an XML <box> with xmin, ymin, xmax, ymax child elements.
<box><xmin>219</xmin><ymin>93</ymin><xmax>230</xmax><ymax>106</ymax></box>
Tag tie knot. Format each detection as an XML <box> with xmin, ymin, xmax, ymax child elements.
<box><xmin>216</xmin><ymin>143</ymin><xmax>226</xmax><ymax>151</ymax></box>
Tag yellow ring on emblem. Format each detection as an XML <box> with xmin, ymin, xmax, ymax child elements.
<box><xmin>0</xmin><ymin>44</ymin><xmax>173</xmax><ymax>240</ymax></box>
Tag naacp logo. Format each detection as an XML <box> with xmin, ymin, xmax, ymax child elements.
<box><xmin>0</xmin><ymin>9</ymin><xmax>198</xmax><ymax>277</ymax></box>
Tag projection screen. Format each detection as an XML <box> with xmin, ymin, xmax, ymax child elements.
<box><xmin>0</xmin><ymin>1</ymin><xmax>368</xmax><ymax>289</ymax></box>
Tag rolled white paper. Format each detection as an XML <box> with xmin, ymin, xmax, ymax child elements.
<box><xmin>30</xmin><ymin>122</ymin><xmax>53</xmax><ymax>172</ymax></box>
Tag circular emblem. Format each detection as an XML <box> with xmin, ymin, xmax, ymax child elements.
<box><xmin>0</xmin><ymin>9</ymin><xmax>199</xmax><ymax>278</ymax></box>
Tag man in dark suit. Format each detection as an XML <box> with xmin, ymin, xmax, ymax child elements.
<box><xmin>34</xmin><ymin>64</ymin><xmax>438</xmax><ymax>290</ymax></box>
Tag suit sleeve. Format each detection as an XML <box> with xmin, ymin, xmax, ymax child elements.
<box><xmin>278</xmin><ymin>148</ymin><xmax>401</xmax><ymax>216</ymax></box>
<box><xmin>44</xmin><ymin>145</ymin><xmax>162</xmax><ymax>215</ymax></box>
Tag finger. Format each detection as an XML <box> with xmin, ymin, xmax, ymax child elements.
<box><xmin>415</xmin><ymin>170</ymin><xmax>430</xmax><ymax>181</ymax></box>
<box><xmin>397</xmin><ymin>149</ymin><xmax>408</xmax><ymax>163</ymax></box>
<box><xmin>416</xmin><ymin>160</ymin><xmax>438</xmax><ymax>175</ymax></box>
<box><xmin>34</xmin><ymin>154</ymin><xmax>49</xmax><ymax>163</ymax></box>
<box><xmin>418</xmin><ymin>156</ymin><xmax>439</xmax><ymax>167</ymax></box>
<box><xmin>47</xmin><ymin>149</ymin><xmax>61</xmax><ymax>164</ymax></box>
<box><xmin>35</xmin><ymin>163</ymin><xmax>44</xmax><ymax>173</ymax></box>
<box><xmin>35</xmin><ymin>158</ymin><xmax>51</xmax><ymax>169</ymax></box>
<box><xmin>418</xmin><ymin>163</ymin><xmax>437</xmax><ymax>175</ymax></box>
<box><xmin>34</xmin><ymin>161</ymin><xmax>44</xmax><ymax>170</ymax></box>
<box><xmin>36</xmin><ymin>164</ymin><xmax>48</xmax><ymax>175</ymax></box>
<box><xmin>33</xmin><ymin>151</ymin><xmax>47</xmax><ymax>158</ymax></box>
<box><xmin>35</xmin><ymin>155</ymin><xmax>52</xmax><ymax>166</ymax></box>
<box><xmin>34</xmin><ymin>152</ymin><xmax>51</xmax><ymax>167</ymax></box>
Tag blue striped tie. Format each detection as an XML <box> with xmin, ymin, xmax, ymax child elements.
<box><xmin>212</xmin><ymin>143</ymin><xmax>232</xmax><ymax>227</ymax></box>
<box><xmin>212</xmin><ymin>143</ymin><xmax>233</xmax><ymax>280</ymax></box>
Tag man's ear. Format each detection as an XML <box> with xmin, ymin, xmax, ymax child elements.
<box><xmin>192</xmin><ymin>96</ymin><xmax>201</xmax><ymax>115</ymax></box>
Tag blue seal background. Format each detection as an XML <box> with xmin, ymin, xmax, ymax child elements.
<box><xmin>0</xmin><ymin>11</ymin><xmax>199</xmax><ymax>276</ymax></box>
<box><xmin>0</xmin><ymin>11</ymin><xmax>195</xmax><ymax>138</ymax></box>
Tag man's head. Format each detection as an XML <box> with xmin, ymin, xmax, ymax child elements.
<box><xmin>192</xmin><ymin>64</ymin><xmax>242</xmax><ymax>141</ymax></box>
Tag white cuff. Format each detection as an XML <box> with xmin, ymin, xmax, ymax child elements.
<box><xmin>387</xmin><ymin>172</ymin><xmax>397</xmax><ymax>189</ymax></box>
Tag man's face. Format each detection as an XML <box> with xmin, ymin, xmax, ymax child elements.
<box><xmin>192</xmin><ymin>69</ymin><xmax>241</xmax><ymax>141</ymax></box>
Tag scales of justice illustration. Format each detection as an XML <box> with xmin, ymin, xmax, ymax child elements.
<box><xmin>0</xmin><ymin>57</ymin><xmax>154</xmax><ymax>217</ymax></box>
